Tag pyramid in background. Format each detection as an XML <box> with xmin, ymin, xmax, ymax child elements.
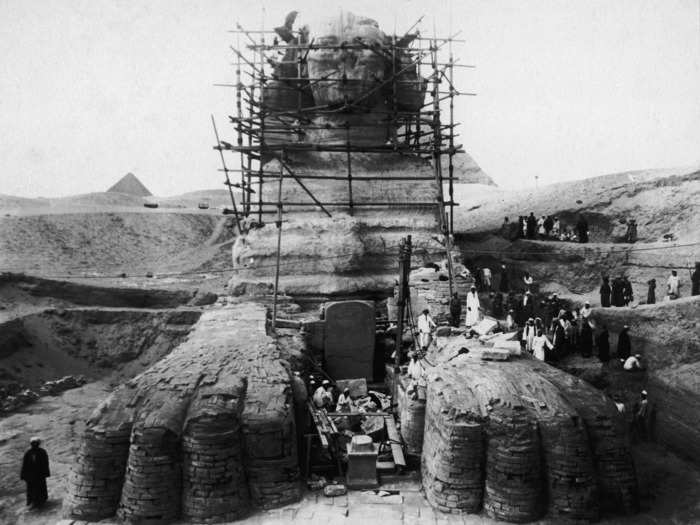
<box><xmin>107</xmin><ymin>172</ymin><xmax>152</xmax><ymax>196</ymax></box>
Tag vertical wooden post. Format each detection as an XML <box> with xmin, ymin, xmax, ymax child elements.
<box><xmin>430</xmin><ymin>38</ymin><xmax>454</xmax><ymax>298</ymax></box>
<box><xmin>235</xmin><ymin>33</ymin><xmax>247</xmax><ymax>212</ymax></box>
<box><xmin>346</xmin><ymin>122</ymin><xmax>353</xmax><ymax>215</ymax></box>
<box><xmin>272</xmin><ymin>158</ymin><xmax>284</xmax><ymax>331</ymax></box>
<box><xmin>257</xmin><ymin>24</ymin><xmax>265</xmax><ymax>224</ymax></box>
<box><xmin>211</xmin><ymin>115</ymin><xmax>242</xmax><ymax>235</ymax></box>
<box><xmin>395</xmin><ymin>235</ymin><xmax>412</xmax><ymax>370</ymax></box>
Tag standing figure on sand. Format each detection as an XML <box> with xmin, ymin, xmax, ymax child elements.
<box><xmin>465</xmin><ymin>286</ymin><xmax>481</xmax><ymax>327</ymax></box>
<box><xmin>21</xmin><ymin>437</ymin><xmax>50</xmax><ymax>509</ymax></box>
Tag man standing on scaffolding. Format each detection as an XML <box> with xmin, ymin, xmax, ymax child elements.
<box><xmin>417</xmin><ymin>308</ymin><xmax>436</xmax><ymax>351</ymax></box>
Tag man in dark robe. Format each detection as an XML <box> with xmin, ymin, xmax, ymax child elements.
<box><xmin>449</xmin><ymin>292</ymin><xmax>462</xmax><ymax>328</ymax></box>
<box><xmin>473</xmin><ymin>267</ymin><xmax>482</xmax><ymax>291</ymax></box>
<box><xmin>551</xmin><ymin>316</ymin><xmax>566</xmax><ymax>360</ymax></box>
<box><xmin>611</xmin><ymin>276</ymin><xmax>625</xmax><ymax>307</ymax></box>
<box><xmin>625</xmin><ymin>219</ymin><xmax>638</xmax><ymax>243</ymax></box>
<box><xmin>596</xmin><ymin>325</ymin><xmax>610</xmax><ymax>362</ymax></box>
<box><xmin>517</xmin><ymin>292</ymin><xmax>535</xmax><ymax>326</ymax></box>
<box><xmin>692</xmin><ymin>262</ymin><xmax>700</xmax><ymax>296</ymax></box>
<box><xmin>579</xmin><ymin>320</ymin><xmax>593</xmax><ymax>357</ymax></box>
<box><xmin>526</xmin><ymin>212</ymin><xmax>537</xmax><ymax>239</ymax></box>
<box><xmin>622</xmin><ymin>277</ymin><xmax>634</xmax><ymax>305</ymax></box>
<box><xmin>492</xmin><ymin>293</ymin><xmax>504</xmax><ymax>318</ymax></box>
<box><xmin>576</xmin><ymin>215</ymin><xmax>589</xmax><ymax>243</ymax></box>
<box><xmin>546</xmin><ymin>294</ymin><xmax>561</xmax><ymax>333</ymax></box>
<box><xmin>499</xmin><ymin>265</ymin><xmax>509</xmax><ymax>293</ymax></box>
<box><xmin>507</xmin><ymin>292</ymin><xmax>518</xmax><ymax>317</ymax></box>
<box><xmin>543</xmin><ymin>215</ymin><xmax>554</xmax><ymax>237</ymax></box>
<box><xmin>517</xmin><ymin>216</ymin><xmax>525</xmax><ymax>238</ymax></box>
<box><xmin>617</xmin><ymin>325</ymin><xmax>632</xmax><ymax>359</ymax></box>
<box><xmin>21</xmin><ymin>437</ymin><xmax>50</xmax><ymax>507</ymax></box>
<box><xmin>500</xmin><ymin>217</ymin><xmax>510</xmax><ymax>239</ymax></box>
<box><xmin>600</xmin><ymin>276</ymin><xmax>611</xmax><ymax>307</ymax></box>
<box><xmin>647</xmin><ymin>279</ymin><xmax>656</xmax><ymax>304</ymax></box>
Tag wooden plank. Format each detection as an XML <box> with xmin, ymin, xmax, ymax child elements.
<box><xmin>307</xmin><ymin>402</ymin><xmax>329</xmax><ymax>448</ymax></box>
<box><xmin>384</xmin><ymin>415</ymin><xmax>406</xmax><ymax>468</ymax></box>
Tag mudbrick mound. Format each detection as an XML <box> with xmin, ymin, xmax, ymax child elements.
<box><xmin>64</xmin><ymin>303</ymin><xmax>300</xmax><ymax>523</ymax></box>
<box><xmin>422</xmin><ymin>356</ymin><xmax>638</xmax><ymax>522</ymax></box>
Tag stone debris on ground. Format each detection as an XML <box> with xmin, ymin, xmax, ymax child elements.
<box><xmin>0</xmin><ymin>375</ymin><xmax>87</xmax><ymax>414</ymax></box>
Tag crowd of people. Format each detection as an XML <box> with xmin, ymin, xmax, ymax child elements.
<box><xmin>601</xmin><ymin>265</ymin><xmax>700</xmax><ymax>307</ymax></box>
<box><xmin>500</xmin><ymin>213</ymin><xmax>590</xmax><ymax>243</ymax></box>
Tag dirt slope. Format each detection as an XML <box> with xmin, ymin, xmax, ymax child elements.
<box><xmin>453</xmin><ymin>166</ymin><xmax>700</xmax><ymax>242</ymax></box>
<box><xmin>0</xmin><ymin>212</ymin><xmax>235</xmax><ymax>278</ymax></box>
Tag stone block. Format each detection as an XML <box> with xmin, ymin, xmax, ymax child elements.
<box><xmin>335</xmin><ymin>378</ymin><xmax>368</xmax><ymax>398</ymax></box>
<box><xmin>324</xmin><ymin>301</ymin><xmax>375</xmax><ymax>380</ymax></box>
<box><xmin>323</xmin><ymin>484</ymin><xmax>348</xmax><ymax>497</ymax></box>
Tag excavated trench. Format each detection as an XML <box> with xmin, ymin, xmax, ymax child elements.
<box><xmin>0</xmin><ymin>308</ymin><xmax>202</xmax><ymax>390</ymax></box>
<box><xmin>0</xmin><ymin>273</ymin><xmax>212</xmax><ymax>413</ymax></box>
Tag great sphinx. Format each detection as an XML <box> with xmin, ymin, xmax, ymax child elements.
<box><xmin>229</xmin><ymin>10</ymin><xmax>449</xmax><ymax>296</ymax></box>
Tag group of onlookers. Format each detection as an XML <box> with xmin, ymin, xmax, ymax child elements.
<box><xmin>601</xmin><ymin>265</ymin><xmax>700</xmax><ymax>306</ymax></box>
<box><xmin>501</xmin><ymin>213</ymin><xmax>590</xmax><ymax>243</ymax></box>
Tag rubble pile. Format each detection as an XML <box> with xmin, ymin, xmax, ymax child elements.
<box><xmin>0</xmin><ymin>375</ymin><xmax>87</xmax><ymax>415</ymax></box>
<box><xmin>65</xmin><ymin>304</ymin><xmax>301</xmax><ymax>522</ymax></box>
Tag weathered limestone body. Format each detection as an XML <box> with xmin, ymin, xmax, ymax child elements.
<box><xmin>228</xmin><ymin>10</ymin><xmax>444</xmax><ymax>296</ymax></box>
<box><xmin>421</xmin><ymin>355</ymin><xmax>638</xmax><ymax>522</ymax></box>
<box><xmin>65</xmin><ymin>304</ymin><xmax>300</xmax><ymax>522</ymax></box>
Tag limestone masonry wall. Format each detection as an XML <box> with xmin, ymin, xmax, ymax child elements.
<box><xmin>422</xmin><ymin>357</ymin><xmax>638</xmax><ymax>522</ymax></box>
<box><xmin>65</xmin><ymin>304</ymin><xmax>301</xmax><ymax>523</ymax></box>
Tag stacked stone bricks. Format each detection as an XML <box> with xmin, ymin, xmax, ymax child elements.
<box><xmin>182</xmin><ymin>386</ymin><xmax>249</xmax><ymax>522</ymax></box>
<box><xmin>405</xmin><ymin>272</ymin><xmax>473</xmax><ymax>324</ymax></box>
<box><xmin>422</xmin><ymin>372</ymin><xmax>485</xmax><ymax>513</ymax></box>
<box><xmin>422</xmin><ymin>357</ymin><xmax>638</xmax><ymax>522</ymax></box>
<box><xmin>528</xmin><ymin>361</ymin><xmax>639</xmax><ymax>514</ymax></box>
<box><xmin>65</xmin><ymin>303</ymin><xmax>301</xmax><ymax>523</ymax></box>
<box><xmin>396</xmin><ymin>376</ymin><xmax>426</xmax><ymax>456</ymax></box>
<box><xmin>64</xmin><ymin>426</ymin><xmax>131</xmax><ymax>520</ymax></box>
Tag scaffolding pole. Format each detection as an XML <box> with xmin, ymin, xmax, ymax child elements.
<box><xmin>213</xmin><ymin>16</ymin><xmax>470</xmax><ymax>268</ymax></box>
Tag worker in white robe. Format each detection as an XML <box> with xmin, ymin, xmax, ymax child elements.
<box><xmin>312</xmin><ymin>380</ymin><xmax>333</xmax><ymax>409</ymax></box>
<box><xmin>580</xmin><ymin>301</ymin><xmax>592</xmax><ymax>320</ymax></box>
<box><xmin>465</xmin><ymin>286</ymin><xmax>481</xmax><ymax>327</ymax></box>
<box><xmin>406</xmin><ymin>353</ymin><xmax>427</xmax><ymax>400</ymax></box>
<box><xmin>522</xmin><ymin>318</ymin><xmax>536</xmax><ymax>352</ymax></box>
<box><xmin>531</xmin><ymin>330</ymin><xmax>553</xmax><ymax>361</ymax></box>
<box><xmin>335</xmin><ymin>388</ymin><xmax>353</xmax><ymax>412</ymax></box>
<box><xmin>667</xmin><ymin>270</ymin><xmax>681</xmax><ymax>298</ymax></box>
<box><xmin>417</xmin><ymin>309</ymin><xmax>436</xmax><ymax>349</ymax></box>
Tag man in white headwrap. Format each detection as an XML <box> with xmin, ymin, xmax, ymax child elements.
<box><xmin>465</xmin><ymin>286</ymin><xmax>481</xmax><ymax>327</ymax></box>
<box><xmin>21</xmin><ymin>436</ymin><xmax>50</xmax><ymax>508</ymax></box>
<box><xmin>417</xmin><ymin>309</ymin><xmax>436</xmax><ymax>350</ymax></box>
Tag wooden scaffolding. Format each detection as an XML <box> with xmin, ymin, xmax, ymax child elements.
<box><xmin>212</xmin><ymin>15</ymin><xmax>472</xmax><ymax>326</ymax></box>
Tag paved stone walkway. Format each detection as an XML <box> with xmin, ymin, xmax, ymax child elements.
<box><xmin>227</xmin><ymin>481</ymin><xmax>502</xmax><ymax>525</ymax></box>
<box><xmin>56</xmin><ymin>480</ymin><xmax>503</xmax><ymax>525</ymax></box>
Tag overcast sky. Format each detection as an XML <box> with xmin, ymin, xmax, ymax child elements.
<box><xmin>1</xmin><ymin>0</ymin><xmax>699</xmax><ymax>197</ymax></box>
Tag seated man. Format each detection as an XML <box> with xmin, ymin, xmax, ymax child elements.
<box><xmin>312</xmin><ymin>380</ymin><xmax>334</xmax><ymax>409</ymax></box>
<box><xmin>335</xmin><ymin>387</ymin><xmax>353</xmax><ymax>413</ymax></box>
